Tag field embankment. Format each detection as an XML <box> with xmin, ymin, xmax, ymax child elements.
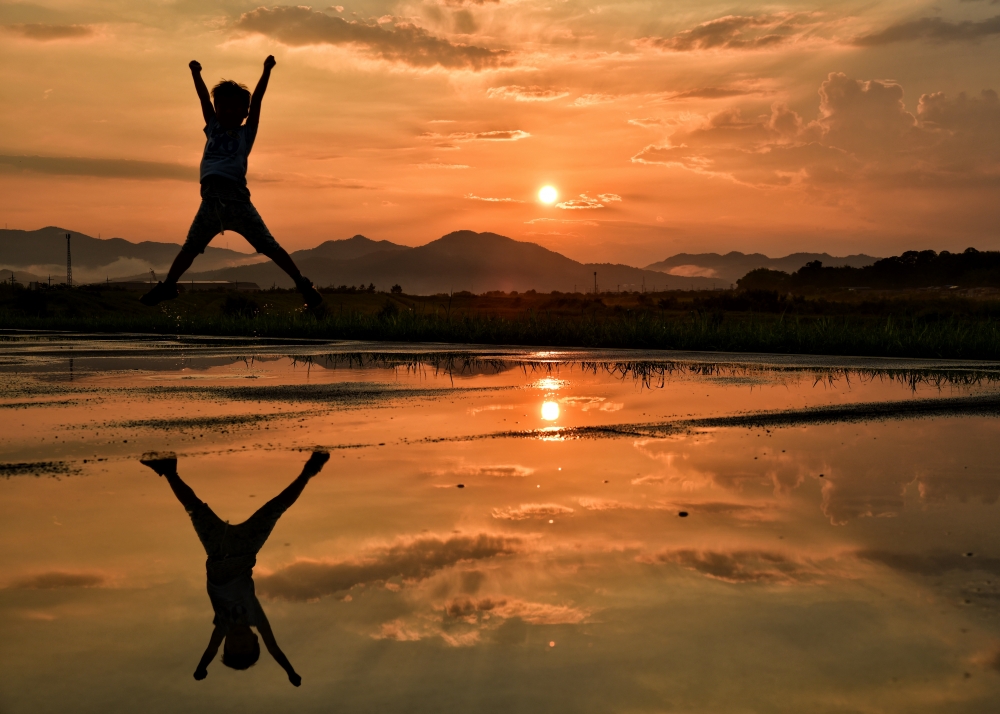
<box><xmin>4</xmin><ymin>285</ymin><xmax>1000</xmax><ymax>360</ymax></box>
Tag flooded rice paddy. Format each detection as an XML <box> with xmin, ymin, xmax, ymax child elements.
<box><xmin>2</xmin><ymin>333</ymin><xmax>1000</xmax><ymax>713</ymax></box>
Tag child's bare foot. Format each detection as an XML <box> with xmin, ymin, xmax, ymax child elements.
<box><xmin>140</xmin><ymin>281</ymin><xmax>179</xmax><ymax>306</ymax></box>
<box><xmin>301</xmin><ymin>451</ymin><xmax>330</xmax><ymax>478</ymax></box>
<box><xmin>140</xmin><ymin>451</ymin><xmax>178</xmax><ymax>476</ymax></box>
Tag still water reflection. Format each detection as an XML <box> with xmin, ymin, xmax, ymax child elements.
<box><xmin>2</xmin><ymin>336</ymin><xmax>1000</xmax><ymax>712</ymax></box>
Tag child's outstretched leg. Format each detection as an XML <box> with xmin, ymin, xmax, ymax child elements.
<box><xmin>258</xmin><ymin>245</ymin><xmax>323</xmax><ymax>310</ymax></box>
<box><xmin>140</xmin><ymin>247</ymin><xmax>200</xmax><ymax>306</ymax></box>
<box><xmin>140</xmin><ymin>452</ymin><xmax>227</xmax><ymax>553</ymax></box>
<box><xmin>235</xmin><ymin>451</ymin><xmax>330</xmax><ymax>554</ymax></box>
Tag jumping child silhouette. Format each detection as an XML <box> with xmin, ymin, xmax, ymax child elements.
<box><xmin>141</xmin><ymin>56</ymin><xmax>323</xmax><ymax>310</ymax></box>
<box><xmin>140</xmin><ymin>451</ymin><xmax>330</xmax><ymax>685</ymax></box>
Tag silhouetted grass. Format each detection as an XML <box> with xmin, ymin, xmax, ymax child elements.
<box><xmin>4</xmin><ymin>303</ymin><xmax>1000</xmax><ymax>360</ymax></box>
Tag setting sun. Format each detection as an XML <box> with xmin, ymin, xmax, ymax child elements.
<box><xmin>538</xmin><ymin>186</ymin><xmax>558</xmax><ymax>204</ymax></box>
<box><xmin>541</xmin><ymin>401</ymin><xmax>560</xmax><ymax>421</ymax></box>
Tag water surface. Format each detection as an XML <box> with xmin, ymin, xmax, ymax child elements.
<box><xmin>2</xmin><ymin>334</ymin><xmax>1000</xmax><ymax>713</ymax></box>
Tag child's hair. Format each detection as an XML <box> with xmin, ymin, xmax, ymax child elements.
<box><xmin>211</xmin><ymin>80</ymin><xmax>251</xmax><ymax>107</ymax></box>
<box><xmin>221</xmin><ymin>632</ymin><xmax>260</xmax><ymax>670</ymax></box>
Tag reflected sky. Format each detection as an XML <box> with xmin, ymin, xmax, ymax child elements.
<box><xmin>2</xmin><ymin>336</ymin><xmax>1000</xmax><ymax>712</ymax></box>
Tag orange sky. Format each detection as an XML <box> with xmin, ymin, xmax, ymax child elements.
<box><xmin>2</xmin><ymin>1</ymin><xmax>1000</xmax><ymax>264</ymax></box>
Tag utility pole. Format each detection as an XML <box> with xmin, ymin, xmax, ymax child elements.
<box><xmin>593</xmin><ymin>271</ymin><xmax>597</xmax><ymax>295</ymax></box>
<box><xmin>66</xmin><ymin>233</ymin><xmax>72</xmax><ymax>287</ymax></box>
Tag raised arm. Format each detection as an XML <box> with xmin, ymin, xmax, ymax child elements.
<box><xmin>247</xmin><ymin>55</ymin><xmax>276</xmax><ymax>129</ymax></box>
<box><xmin>256</xmin><ymin>608</ymin><xmax>300</xmax><ymax>686</ymax></box>
<box><xmin>189</xmin><ymin>60</ymin><xmax>215</xmax><ymax>126</ymax></box>
<box><xmin>193</xmin><ymin>626</ymin><xmax>225</xmax><ymax>680</ymax></box>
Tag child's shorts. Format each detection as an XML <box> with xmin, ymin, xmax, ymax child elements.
<box><xmin>183</xmin><ymin>197</ymin><xmax>282</xmax><ymax>255</ymax></box>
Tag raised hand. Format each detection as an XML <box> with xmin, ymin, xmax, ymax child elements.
<box><xmin>189</xmin><ymin>60</ymin><xmax>202</xmax><ymax>73</ymax></box>
<box><xmin>264</xmin><ymin>55</ymin><xmax>276</xmax><ymax>70</ymax></box>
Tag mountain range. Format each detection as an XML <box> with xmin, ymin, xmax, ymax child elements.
<box><xmin>645</xmin><ymin>251</ymin><xmax>877</xmax><ymax>285</ymax></box>
<box><xmin>1</xmin><ymin>226</ymin><xmax>879</xmax><ymax>294</ymax></box>
<box><xmin>0</xmin><ymin>226</ymin><xmax>264</xmax><ymax>284</ymax></box>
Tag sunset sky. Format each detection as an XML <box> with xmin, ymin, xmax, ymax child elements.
<box><xmin>2</xmin><ymin>0</ymin><xmax>1000</xmax><ymax>264</ymax></box>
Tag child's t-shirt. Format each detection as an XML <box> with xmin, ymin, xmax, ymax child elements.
<box><xmin>200</xmin><ymin>115</ymin><xmax>257</xmax><ymax>190</ymax></box>
<box><xmin>207</xmin><ymin>573</ymin><xmax>265</xmax><ymax>631</ymax></box>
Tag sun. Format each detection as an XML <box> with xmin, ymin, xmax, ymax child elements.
<box><xmin>541</xmin><ymin>401</ymin><xmax>560</xmax><ymax>421</ymax></box>
<box><xmin>538</xmin><ymin>186</ymin><xmax>558</xmax><ymax>204</ymax></box>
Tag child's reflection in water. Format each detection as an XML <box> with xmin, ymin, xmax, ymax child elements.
<box><xmin>141</xmin><ymin>451</ymin><xmax>330</xmax><ymax>686</ymax></box>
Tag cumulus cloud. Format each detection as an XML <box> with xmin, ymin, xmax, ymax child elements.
<box><xmin>632</xmin><ymin>72</ymin><xmax>1000</xmax><ymax>189</ymax></box>
<box><xmin>491</xmin><ymin>503</ymin><xmax>574</xmax><ymax>520</ymax></box>
<box><xmin>0</xmin><ymin>154</ymin><xmax>197</xmax><ymax>181</ymax></box>
<box><xmin>556</xmin><ymin>194</ymin><xmax>605</xmax><ymax>209</ymax></box>
<box><xmin>3</xmin><ymin>23</ymin><xmax>92</xmax><ymax>40</ymax></box>
<box><xmin>487</xmin><ymin>85</ymin><xmax>569</xmax><ymax>102</ymax></box>
<box><xmin>637</xmin><ymin>13</ymin><xmax>817</xmax><ymax>52</ymax></box>
<box><xmin>650</xmin><ymin>549</ymin><xmax>819</xmax><ymax>584</ymax></box>
<box><xmin>8</xmin><ymin>571</ymin><xmax>105</xmax><ymax>589</ymax></box>
<box><xmin>255</xmin><ymin>533</ymin><xmax>523</xmax><ymax>601</ymax></box>
<box><xmin>234</xmin><ymin>6</ymin><xmax>509</xmax><ymax>70</ymax></box>
<box><xmin>852</xmin><ymin>15</ymin><xmax>1000</xmax><ymax>46</ymax></box>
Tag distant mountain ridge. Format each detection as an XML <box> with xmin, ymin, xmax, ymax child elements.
<box><xmin>184</xmin><ymin>230</ymin><xmax>693</xmax><ymax>294</ymax></box>
<box><xmin>0</xmin><ymin>226</ymin><xmax>264</xmax><ymax>284</ymax></box>
<box><xmin>646</xmin><ymin>251</ymin><xmax>878</xmax><ymax>284</ymax></box>
<box><xmin>2</xmin><ymin>226</ymin><xmax>884</xmax><ymax>294</ymax></box>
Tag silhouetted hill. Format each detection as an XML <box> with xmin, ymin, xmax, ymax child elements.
<box><xmin>0</xmin><ymin>226</ymin><xmax>263</xmax><ymax>283</ymax></box>
<box><xmin>738</xmin><ymin>249</ymin><xmax>1000</xmax><ymax>291</ymax></box>
<box><xmin>291</xmin><ymin>235</ymin><xmax>410</xmax><ymax>262</ymax></box>
<box><xmin>188</xmin><ymin>230</ymin><xmax>706</xmax><ymax>293</ymax></box>
<box><xmin>646</xmin><ymin>251</ymin><xmax>877</xmax><ymax>284</ymax></box>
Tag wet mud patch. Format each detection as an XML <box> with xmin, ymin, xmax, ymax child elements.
<box><xmin>0</xmin><ymin>461</ymin><xmax>82</xmax><ymax>478</ymax></box>
<box><xmin>0</xmin><ymin>399</ymin><xmax>78</xmax><ymax>409</ymax></box>
<box><xmin>105</xmin><ymin>411</ymin><xmax>320</xmax><ymax>433</ymax></box>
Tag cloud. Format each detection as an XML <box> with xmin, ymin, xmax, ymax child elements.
<box><xmin>416</xmin><ymin>162</ymin><xmax>470</xmax><ymax>169</ymax></box>
<box><xmin>428</xmin><ymin>463</ymin><xmax>535</xmax><ymax>478</ymax></box>
<box><xmin>570</xmin><ymin>93</ymin><xmax>619</xmax><ymax>107</ymax></box>
<box><xmin>255</xmin><ymin>533</ymin><xmax>524</xmax><ymax>601</ymax></box>
<box><xmin>0</xmin><ymin>154</ymin><xmax>197</xmax><ymax>181</ymax></box>
<box><xmin>628</xmin><ymin>117</ymin><xmax>666</xmax><ymax>128</ymax></box>
<box><xmin>637</xmin><ymin>13</ymin><xmax>815</xmax><ymax>52</ymax></box>
<box><xmin>491</xmin><ymin>503</ymin><xmax>574</xmax><ymax>520</ymax></box>
<box><xmin>668</xmin><ymin>87</ymin><xmax>767</xmax><ymax>100</ymax></box>
<box><xmin>234</xmin><ymin>6</ymin><xmax>509</xmax><ymax>70</ymax></box>
<box><xmin>465</xmin><ymin>194</ymin><xmax>524</xmax><ymax>202</ymax></box>
<box><xmin>444</xmin><ymin>596</ymin><xmax>588</xmax><ymax>625</ymax></box>
<box><xmin>556</xmin><ymin>194</ymin><xmax>605</xmax><ymax>209</ymax></box>
<box><xmin>3</xmin><ymin>23</ymin><xmax>92</xmax><ymax>40</ymax></box>
<box><xmin>649</xmin><ymin>549</ymin><xmax>819</xmax><ymax>584</ymax></box>
<box><xmin>852</xmin><ymin>15</ymin><xmax>1000</xmax><ymax>46</ymax></box>
<box><xmin>597</xmin><ymin>193</ymin><xmax>621</xmax><ymax>202</ymax></box>
<box><xmin>487</xmin><ymin>85</ymin><xmax>569</xmax><ymax>102</ymax></box>
<box><xmin>423</xmin><ymin>130</ymin><xmax>531</xmax><ymax>142</ymax></box>
<box><xmin>631</xmin><ymin>72</ymin><xmax>1000</xmax><ymax>189</ymax></box>
<box><xmin>375</xmin><ymin>595</ymin><xmax>589</xmax><ymax>646</ymax></box>
<box><xmin>8</xmin><ymin>571</ymin><xmax>105</xmax><ymax>589</ymax></box>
